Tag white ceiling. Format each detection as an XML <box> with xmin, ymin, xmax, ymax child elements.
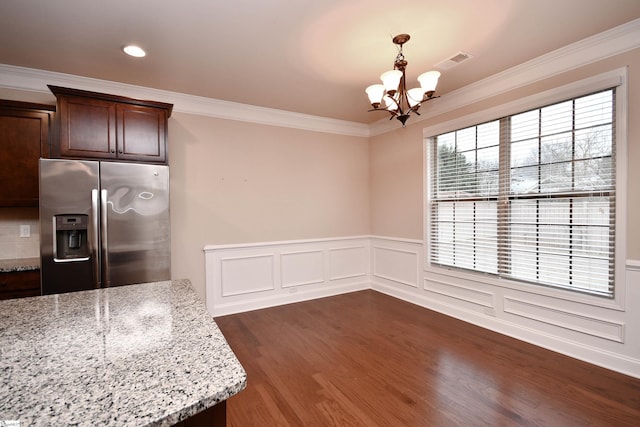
<box><xmin>1</xmin><ymin>0</ymin><xmax>639</xmax><ymax>124</ymax></box>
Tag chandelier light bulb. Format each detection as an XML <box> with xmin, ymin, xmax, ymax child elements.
<box><xmin>407</xmin><ymin>87</ymin><xmax>426</xmax><ymax>107</ymax></box>
<box><xmin>418</xmin><ymin>71</ymin><xmax>441</xmax><ymax>93</ymax></box>
<box><xmin>365</xmin><ymin>84</ymin><xmax>385</xmax><ymax>106</ymax></box>
<box><xmin>380</xmin><ymin>70</ymin><xmax>403</xmax><ymax>93</ymax></box>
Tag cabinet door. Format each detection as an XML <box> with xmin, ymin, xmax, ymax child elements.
<box><xmin>57</xmin><ymin>95</ymin><xmax>117</xmax><ymax>159</ymax></box>
<box><xmin>117</xmin><ymin>104</ymin><xmax>167</xmax><ymax>163</ymax></box>
<box><xmin>0</xmin><ymin>104</ymin><xmax>51</xmax><ymax>206</ymax></box>
<box><xmin>49</xmin><ymin>86</ymin><xmax>171</xmax><ymax>164</ymax></box>
<box><xmin>0</xmin><ymin>270</ymin><xmax>41</xmax><ymax>300</ymax></box>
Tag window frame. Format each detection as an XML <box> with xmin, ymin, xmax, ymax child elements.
<box><xmin>423</xmin><ymin>68</ymin><xmax>627</xmax><ymax>310</ymax></box>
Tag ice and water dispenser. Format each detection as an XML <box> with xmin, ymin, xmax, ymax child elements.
<box><xmin>53</xmin><ymin>214</ymin><xmax>90</xmax><ymax>261</ymax></box>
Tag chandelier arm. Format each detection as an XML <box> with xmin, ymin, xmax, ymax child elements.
<box><xmin>385</xmin><ymin>94</ymin><xmax>401</xmax><ymax>113</ymax></box>
<box><xmin>367</xmin><ymin>106</ymin><xmax>399</xmax><ymax>118</ymax></box>
<box><xmin>421</xmin><ymin>93</ymin><xmax>440</xmax><ymax>103</ymax></box>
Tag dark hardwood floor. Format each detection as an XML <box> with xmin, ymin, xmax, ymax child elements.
<box><xmin>215</xmin><ymin>290</ymin><xmax>640</xmax><ymax>426</ymax></box>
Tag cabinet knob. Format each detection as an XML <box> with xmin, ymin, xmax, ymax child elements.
<box><xmin>110</xmin><ymin>149</ymin><xmax>115</xmax><ymax>153</ymax></box>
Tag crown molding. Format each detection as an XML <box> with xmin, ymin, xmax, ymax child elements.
<box><xmin>420</xmin><ymin>67</ymin><xmax>625</xmax><ymax>139</ymax></box>
<box><xmin>0</xmin><ymin>63</ymin><xmax>370</xmax><ymax>138</ymax></box>
<box><xmin>1</xmin><ymin>18</ymin><xmax>638</xmax><ymax>139</ymax></box>
<box><xmin>369</xmin><ymin>18</ymin><xmax>640</xmax><ymax>136</ymax></box>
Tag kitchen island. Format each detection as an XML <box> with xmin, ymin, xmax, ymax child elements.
<box><xmin>0</xmin><ymin>279</ymin><xmax>246</xmax><ymax>426</ymax></box>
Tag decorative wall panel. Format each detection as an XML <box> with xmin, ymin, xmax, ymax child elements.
<box><xmin>372</xmin><ymin>246</ymin><xmax>419</xmax><ymax>288</ymax></box>
<box><xmin>329</xmin><ymin>246</ymin><xmax>367</xmax><ymax>281</ymax></box>
<box><xmin>281</xmin><ymin>250</ymin><xmax>324</xmax><ymax>288</ymax></box>
<box><xmin>205</xmin><ymin>237</ymin><xmax>370</xmax><ymax>316</ymax></box>
<box><xmin>220</xmin><ymin>255</ymin><xmax>274</xmax><ymax>297</ymax></box>
<box><xmin>503</xmin><ymin>297</ymin><xmax>625</xmax><ymax>343</ymax></box>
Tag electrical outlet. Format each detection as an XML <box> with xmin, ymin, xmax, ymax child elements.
<box><xmin>19</xmin><ymin>225</ymin><xmax>30</xmax><ymax>238</ymax></box>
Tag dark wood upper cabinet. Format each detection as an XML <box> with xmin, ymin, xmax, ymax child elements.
<box><xmin>0</xmin><ymin>100</ymin><xmax>54</xmax><ymax>207</ymax></box>
<box><xmin>48</xmin><ymin>86</ymin><xmax>173</xmax><ymax>164</ymax></box>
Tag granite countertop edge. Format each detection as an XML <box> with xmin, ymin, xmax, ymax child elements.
<box><xmin>147</xmin><ymin>279</ymin><xmax>248</xmax><ymax>426</ymax></box>
<box><xmin>0</xmin><ymin>257</ymin><xmax>40</xmax><ymax>273</ymax></box>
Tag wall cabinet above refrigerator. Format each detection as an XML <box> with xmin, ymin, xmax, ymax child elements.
<box><xmin>0</xmin><ymin>100</ymin><xmax>54</xmax><ymax>207</ymax></box>
<box><xmin>48</xmin><ymin>86</ymin><xmax>173</xmax><ymax>165</ymax></box>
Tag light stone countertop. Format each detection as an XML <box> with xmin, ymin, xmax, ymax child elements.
<box><xmin>0</xmin><ymin>279</ymin><xmax>247</xmax><ymax>426</ymax></box>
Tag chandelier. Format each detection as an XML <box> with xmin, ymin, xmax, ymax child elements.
<box><xmin>365</xmin><ymin>34</ymin><xmax>441</xmax><ymax>127</ymax></box>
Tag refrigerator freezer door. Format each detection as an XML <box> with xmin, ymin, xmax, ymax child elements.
<box><xmin>100</xmin><ymin>162</ymin><xmax>170</xmax><ymax>287</ymax></box>
<box><xmin>40</xmin><ymin>159</ymin><xmax>100</xmax><ymax>294</ymax></box>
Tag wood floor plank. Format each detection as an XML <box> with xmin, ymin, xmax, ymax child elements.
<box><xmin>216</xmin><ymin>290</ymin><xmax>640</xmax><ymax>426</ymax></box>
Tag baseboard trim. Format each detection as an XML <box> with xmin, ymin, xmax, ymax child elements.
<box><xmin>212</xmin><ymin>281</ymin><xmax>369</xmax><ymax>317</ymax></box>
<box><xmin>371</xmin><ymin>279</ymin><xmax>640</xmax><ymax>379</ymax></box>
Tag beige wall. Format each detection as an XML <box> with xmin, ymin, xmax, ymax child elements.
<box><xmin>370</xmin><ymin>48</ymin><xmax>640</xmax><ymax>259</ymax></box>
<box><xmin>168</xmin><ymin>114</ymin><xmax>370</xmax><ymax>298</ymax></box>
<box><xmin>369</xmin><ymin>124</ymin><xmax>424</xmax><ymax>239</ymax></box>
<box><xmin>1</xmin><ymin>47</ymin><xmax>637</xmax><ymax>300</ymax></box>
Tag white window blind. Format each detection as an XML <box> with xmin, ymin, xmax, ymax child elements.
<box><xmin>429</xmin><ymin>89</ymin><xmax>615</xmax><ymax>297</ymax></box>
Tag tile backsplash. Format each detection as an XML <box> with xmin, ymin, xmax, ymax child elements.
<box><xmin>0</xmin><ymin>207</ymin><xmax>40</xmax><ymax>260</ymax></box>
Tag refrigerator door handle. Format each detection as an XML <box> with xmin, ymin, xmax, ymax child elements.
<box><xmin>91</xmin><ymin>189</ymin><xmax>101</xmax><ymax>288</ymax></box>
<box><xmin>100</xmin><ymin>189</ymin><xmax>109</xmax><ymax>287</ymax></box>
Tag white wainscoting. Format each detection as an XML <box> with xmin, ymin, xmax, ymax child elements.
<box><xmin>204</xmin><ymin>237</ymin><xmax>370</xmax><ymax>316</ymax></box>
<box><xmin>205</xmin><ymin>235</ymin><xmax>640</xmax><ymax>378</ymax></box>
<box><xmin>370</xmin><ymin>236</ymin><xmax>640</xmax><ymax>379</ymax></box>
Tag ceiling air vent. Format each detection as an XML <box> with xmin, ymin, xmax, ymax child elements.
<box><xmin>435</xmin><ymin>51</ymin><xmax>473</xmax><ymax>70</ymax></box>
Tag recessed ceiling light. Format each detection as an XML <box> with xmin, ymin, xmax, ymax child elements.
<box><xmin>123</xmin><ymin>45</ymin><xmax>146</xmax><ymax>58</ymax></box>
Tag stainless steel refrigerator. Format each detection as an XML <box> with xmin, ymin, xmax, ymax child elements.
<box><xmin>39</xmin><ymin>159</ymin><xmax>170</xmax><ymax>295</ymax></box>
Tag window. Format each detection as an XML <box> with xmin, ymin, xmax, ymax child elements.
<box><xmin>428</xmin><ymin>89</ymin><xmax>616</xmax><ymax>297</ymax></box>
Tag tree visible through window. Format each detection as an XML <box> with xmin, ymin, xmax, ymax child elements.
<box><xmin>429</xmin><ymin>89</ymin><xmax>615</xmax><ymax>297</ymax></box>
